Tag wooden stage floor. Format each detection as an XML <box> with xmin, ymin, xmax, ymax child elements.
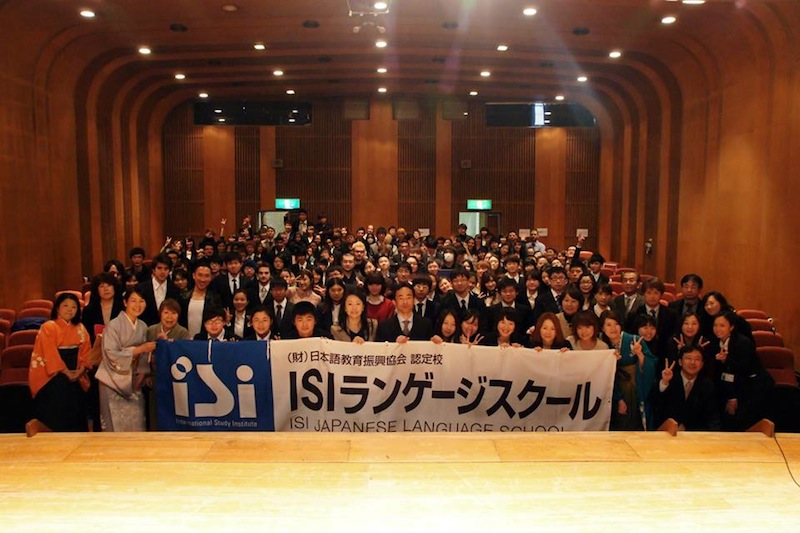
<box><xmin>1</xmin><ymin>431</ymin><xmax>799</xmax><ymax>531</ymax></box>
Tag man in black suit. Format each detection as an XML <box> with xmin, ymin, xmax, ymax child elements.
<box><xmin>411</xmin><ymin>275</ymin><xmax>439</xmax><ymax>323</ymax></box>
<box><xmin>377</xmin><ymin>283</ymin><xmax>434</xmax><ymax>342</ymax></box>
<box><xmin>137</xmin><ymin>254</ymin><xmax>180</xmax><ymax>326</ymax></box>
<box><xmin>652</xmin><ymin>347</ymin><xmax>720</xmax><ymax>431</ymax></box>
<box><xmin>439</xmin><ymin>268</ymin><xmax>482</xmax><ymax>315</ymax></box>
<box><xmin>485</xmin><ymin>277</ymin><xmax>532</xmax><ymax>334</ymax></box>
<box><xmin>610</xmin><ymin>270</ymin><xmax>644</xmax><ymax>323</ymax></box>
<box><xmin>587</xmin><ymin>253</ymin><xmax>610</xmax><ymax>286</ymax></box>
<box><xmin>624</xmin><ymin>278</ymin><xmax>678</xmax><ymax>357</ymax></box>
<box><xmin>247</xmin><ymin>264</ymin><xmax>273</xmax><ymax>309</ymax></box>
<box><xmin>209</xmin><ymin>252</ymin><xmax>252</xmax><ymax>312</ymax></box>
<box><xmin>532</xmin><ymin>266</ymin><xmax>567</xmax><ymax>325</ymax></box>
<box><xmin>265</xmin><ymin>277</ymin><xmax>294</xmax><ymax>338</ymax></box>
<box><xmin>669</xmin><ymin>273</ymin><xmax>704</xmax><ymax>317</ymax></box>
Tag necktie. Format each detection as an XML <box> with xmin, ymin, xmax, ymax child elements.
<box><xmin>276</xmin><ymin>304</ymin><xmax>283</xmax><ymax>323</ymax></box>
<box><xmin>232</xmin><ymin>277</ymin><xmax>238</xmax><ymax>292</ymax></box>
<box><xmin>460</xmin><ymin>299</ymin><xmax>467</xmax><ymax>311</ymax></box>
<box><xmin>260</xmin><ymin>287</ymin><xmax>267</xmax><ymax>302</ymax></box>
<box><xmin>402</xmin><ymin>319</ymin><xmax>410</xmax><ymax>336</ymax></box>
<box><xmin>626</xmin><ymin>295</ymin><xmax>634</xmax><ymax>311</ymax></box>
<box><xmin>417</xmin><ymin>303</ymin><xmax>423</xmax><ymax>315</ymax></box>
<box><xmin>684</xmin><ymin>380</ymin><xmax>693</xmax><ymax>399</ymax></box>
<box><xmin>649</xmin><ymin>309</ymin><xmax>657</xmax><ymax>319</ymax></box>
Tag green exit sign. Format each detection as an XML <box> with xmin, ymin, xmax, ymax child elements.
<box><xmin>467</xmin><ymin>199</ymin><xmax>492</xmax><ymax>210</ymax></box>
<box><xmin>275</xmin><ymin>198</ymin><xmax>300</xmax><ymax>210</ymax></box>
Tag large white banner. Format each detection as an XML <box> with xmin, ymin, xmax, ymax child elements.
<box><xmin>271</xmin><ymin>339</ymin><xmax>615</xmax><ymax>432</ymax></box>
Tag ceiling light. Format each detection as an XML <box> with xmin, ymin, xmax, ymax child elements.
<box><xmin>174</xmin><ymin>73</ymin><xmax>186</xmax><ymax>80</ymax></box>
<box><xmin>523</xmin><ymin>7</ymin><xmax>537</xmax><ymax>16</ymax></box>
<box><xmin>138</xmin><ymin>47</ymin><xmax>152</xmax><ymax>55</ymax></box>
<box><xmin>273</xmin><ymin>69</ymin><xmax>284</xmax><ymax>76</ymax></box>
<box><xmin>221</xmin><ymin>4</ymin><xmax>238</xmax><ymax>12</ymax></box>
<box><xmin>289</xmin><ymin>118</ymin><xmax>296</xmax><ymax>123</ymax></box>
<box><xmin>682</xmin><ymin>0</ymin><xmax>705</xmax><ymax>4</ymax></box>
<box><xmin>609</xmin><ymin>50</ymin><xmax>622</xmax><ymax>59</ymax></box>
<box><xmin>80</xmin><ymin>9</ymin><xmax>95</xmax><ymax>18</ymax></box>
<box><xmin>469</xmin><ymin>91</ymin><xmax>478</xmax><ymax>96</ymax></box>
<box><xmin>378</xmin><ymin>87</ymin><xmax>387</xmax><ymax>93</ymax></box>
<box><xmin>218</xmin><ymin>118</ymin><xmax>226</xmax><ymax>123</ymax></box>
<box><xmin>214</xmin><ymin>109</ymin><xmax>222</xmax><ymax>113</ymax></box>
<box><xmin>198</xmin><ymin>92</ymin><xmax>209</xmax><ymax>98</ymax></box>
<box><xmin>377</xmin><ymin>67</ymin><xmax>388</xmax><ymax>73</ymax></box>
<box><xmin>496</xmin><ymin>44</ymin><xmax>509</xmax><ymax>52</ymax></box>
<box><xmin>463</xmin><ymin>112</ymin><xmax>469</xmax><ymax>116</ymax></box>
<box><xmin>375</xmin><ymin>39</ymin><xmax>388</xmax><ymax>48</ymax></box>
<box><xmin>286</xmin><ymin>89</ymin><xmax>295</xmax><ymax>95</ymax></box>
<box><xmin>661</xmin><ymin>16</ymin><xmax>677</xmax><ymax>24</ymax></box>
<box><xmin>254</xmin><ymin>43</ymin><xmax>266</xmax><ymax>51</ymax></box>
<box><xmin>374</xmin><ymin>1</ymin><xmax>388</xmax><ymax>9</ymax></box>
<box><xmin>577</xmin><ymin>76</ymin><xmax>588</xmax><ymax>82</ymax></box>
<box><xmin>555</xmin><ymin>95</ymin><xmax>565</xmax><ymax>101</ymax></box>
<box><xmin>480</xmin><ymin>70</ymin><xmax>491</xmax><ymax>77</ymax></box>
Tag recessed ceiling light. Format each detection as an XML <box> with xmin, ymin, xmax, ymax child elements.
<box><xmin>374</xmin><ymin>1</ymin><xmax>388</xmax><ymax>9</ymax></box>
<box><xmin>682</xmin><ymin>0</ymin><xmax>705</xmax><ymax>4</ymax></box>
<box><xmin>214</xmin><ymin>109</ymin><xmax>222</xmax><ymax>113</ymax></box>
<box><xmin>609</xmin><ymin>50</ymin><xmax>622</xmax><ymax>59</ymax></box>
<box><xmin>523</xmin><ymin>7</ymin><xmax>537</xmax><ymax>17</ymax></box>
<box><xmin>198</xmin><ymin>92</ymin><xmax>209</xmax><ymax>98</ymax></box>
<box><xmin>273</xmin><ymin>69</ymin><xmax>284</xmax><ymax>76</ymax></box>
<box><xmin>254</xmin><ymin>43</ymin><xmax>266</xmax><ymax>51</ymax></box>
<box><xmin>661</xmin><ymin>16</ymin><xmax>677</xmax><ymax>24</ymax></box>
<box><xmin>221</xmin><ymin>4</ymin><xmax>238</xmax><ymax>12</ymax></box>
<box><xmin>469</xmin><ymin>90</ymin><xmax>478</xmax><ymax>96</ymax></box>
<box><xmin>174</xmin><ymin>73</ymin><xmax>186</xmax><ymax>80</ymax></box>
<box><xmin>378</xmin><ymin>87</ymin><xmax>387</xmax><ymax>93</ymax></box>
<box><xmin>463</xmin><ymin>112</ymin><xmax>469</xmax><ymax>116</ymax></box>
<box><xmin>375</xmin><ymin>40</ymin><xmax>388</xmax><ymax>48</ymax></box>
<box><xmin>79</xmin><ymin>9</ymin><xmax>95</xmax><ymax>18</ymax></box>
<box><xmin>480</xmin><ymin>70</ymin><xmax>491</xmax><ymax>77</ymax></box>
<box><xmin>555</xmin><ymin>95</ymin><xmax>565</xmax><ymax>101</ymax></box>
<box><xmin>289</xmin><ymin>118</ymin><xmax>296</xmax><ymax>123</ymax></box>
<box><xmin>577</xmin><ymin>75</ymin><xmax>588</xmax><ymax>82</ymax></box>
<box><xmin>138</xmin><ymin>47</ymin><xmax>152</xmax><ymax>55</ymax></box>
<box><xmin>218</xmin><ymin>118</ymin><xmax>226</xmax><ymax>122</ymax></box>
<box><xmin>496</xmin><ymin>44</ymin><xmax>509</xmax><ymax>52</ymax></box>
<box><xmin>377</xmin><ymin>67</ymin><xmax>388</xmax><ymax>73</ymax></box>
<box><xmin>286</xmin><ymin>89</ymin><xmax>295</xmax><ymax>95</ymax></box>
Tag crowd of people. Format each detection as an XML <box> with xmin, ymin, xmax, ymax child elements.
<box><xmin>28</xmin><ymin>210</ymin><xmax>774</xmax><ymax>434</ymax></box>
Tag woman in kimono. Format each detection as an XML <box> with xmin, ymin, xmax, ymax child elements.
<box><xmin>28</xmin><ymin>293</ymin><xmax>91</xmax><ymax>432</ymax></box>
<box><xmin>600</xmin><ymin>310</ymin><xmax>657</xmax><ymax>430</ymax></box>
<box><xmin>96</xmin><ymin>289</ymin><xmax>156</xmax><ymax>431</ymax></box>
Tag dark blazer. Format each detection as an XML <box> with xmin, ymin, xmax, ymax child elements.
<box><xmin>591</xmin><ymin>272</ymin><xmax>611</xmax><ymax>286</ymax></box>
<box><xmin>209</xmin><ymin>274</ymin><xmax>252</xmax><ymax>312</ymax></box>
<box><xmin>610</xmin><ymin>293</ymin><xmax>645</xmax><ymax>323</ymax></box>
<box><xmin>81</xmin><ymin>299</ymin><xmax>124</xmax><ymax>343</ymax></box>
<box><xmin>413</xmin><ymin>299</ymin><xmax>440</xmax><ymax>323</ymax></box>
<box><xmin>439</xmin><ymin>292</ymin><xmax>483</xmax><ymax>314</ymax></box>
<box><xmin>376</xmin><ymin>315</ymin><xmax>434</xmax><ymax>342</ymax></box>
<box><xmin>624</xmin><ymin>303</ymin><xmax>679</xmax><ymax>358</ymax></box>
<box><xmin>532</xmin><ymin>289</ymin><xmax>560</xmax><ymax>324</ymax></box>
<box><xmin>247</xmin><ymin>282</ymin><xmax>272</xmax><ymax>309</ymax></box>
<box><xmin>652</xmin><ymin>373</ymin><xmax>720</xmax><ymax>431</ymax></box>
<box><xmin>668</xmin><ymin>297</ymin><xmax>700</xmax><ymax>318</ymax></box>
<box><xmin>265</xmin><ymin>298</ymin><xmax>294</xmax><ymax>338</ymax></box>
<box><xmin>136</xmin><ymin>278</ymin><xmax>180</xmax><ymax>326</ymax></box>
<box><xmin>178</xmin><ymin>291</ymin><xmax>223</xmax><ymax>329</ymax></box>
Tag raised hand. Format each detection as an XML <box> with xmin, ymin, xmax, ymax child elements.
<box><xmin>673</xmin><ymin>334</ymin><xmax>686</xmax><ymax>349</ymax></box>
<box><xmin>715</xmin><ymin>349</ymin><xmax>728</xmax><ymax>363</ymax></box>
<box><xmin>661</xmin><ymin>359</ymin><xmax>675</xmax><ymax>386</ymax></box>
<box><xmin>698</xmin><ymin>336</ymin><xmax>710</xmax><ymax>350</ymax></box>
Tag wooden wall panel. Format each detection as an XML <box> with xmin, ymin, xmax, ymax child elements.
<box><xmin>235</xmin><ymin>126</ymin><xmax>261</xmax><ymax>226</ymax></box>
<box><xmin>351</xmin><ymin>99</ymin><xmax>396</xmax><ymax>230</ymax></box>
<box><xmin>398</xmin><ymin>101</ymin><xmax>436</xmax><ymax>232</ymax></box>
<box><xmin>450</xmin><ymin>102</ymin><xmax>536</xmax><ymax>235</ymax></box>
<box><xmin>162</xmin><ymin>104</ymin><xmax>205</xmax><ymax>237</ymax></box>
<box><xmin>564</xmin><ymin>128</ymin><xmax>601</xmax><ymax>252</ymax></box>
<box><xmin>277</xmin><ymin>100</ymin><xmax>352</xmax><ymax>230</ymax></box>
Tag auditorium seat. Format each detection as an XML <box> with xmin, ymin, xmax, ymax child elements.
<box><xmin>746</xmin><ymin>318</ymin><xmax>775</xmax><ymax>333</ymax></box>
<box><xmin>600</xmin><ymin>267</ymin><xmax>615</xmax><ymax>278</ymax></box>
<box><xmin>0</xmin><ymin>332</ymin><xmax>4</xmax><ymax>353</ymax></box>
<box><xmin>0</xmin><ymin>344</ymin><xmax>32</xmax><ymax>385</ymax></box>
<box><xmin>616</xmin><ymin>267</ymin><xmax>636</xmax><ymax>274</ymax></box>
<box><xmin>663</xmin><ymin>282</ymin><xmax>676</xmax><ymax>294</ymax></box>
<box><xmin>639</xmin><ymin>274</ymin><xmax>654</xmax><ymax>282</ymax></box>
<box><xmin>0</xmin><ymin>308</ymin><xmax>16</xmax><ymax>322</ymax></box>
<box><xmin>16</xmin><ymin>308</ymin><xmax>51</xmax><ymax>319</ymax></box>
<box><xmin>610</xmin><ymin>281</ymin><xmax>623</xmax><ymax>294</ymax></box>
<box><xmin>661</xmin><ymin>293</ymin><xmax>675</xmax><ymax>303</ymax></box>
<box><xmin>7</xmin><ymin>330</ymin><xmax>38</xmax><ymax>348</ymax></box>
<box><xmin>603</xmin><ymin>262</ymin><xmax>618</xmax><ymax>271</ymax></box>
<box><xmin>738</xmin><ymin>309</ymin><xmax>769</xmax><ymax>320</ymax></box>
<box><xmin>579</xmin><ymin>251</ymin><xmax>592</xmax><ymax>262</ymax></box>
<box><xmin>0</xmin><ymin>319</ymin><xmax>11</xmax><ymax>344</ymax></box>
<box><xmin>756</xmin><ymin>347</ymin><xmax>798</xmax><ymax>387</ymax></box>
<box><xmin>753</xmin><ymin>331</ymin><xmax>784</xmax><ymax>348</ymax></box>
<box><xmin>21</xmin><ymin>299</ymin><xmax>53</xmax><ymax>311</ymax></box>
